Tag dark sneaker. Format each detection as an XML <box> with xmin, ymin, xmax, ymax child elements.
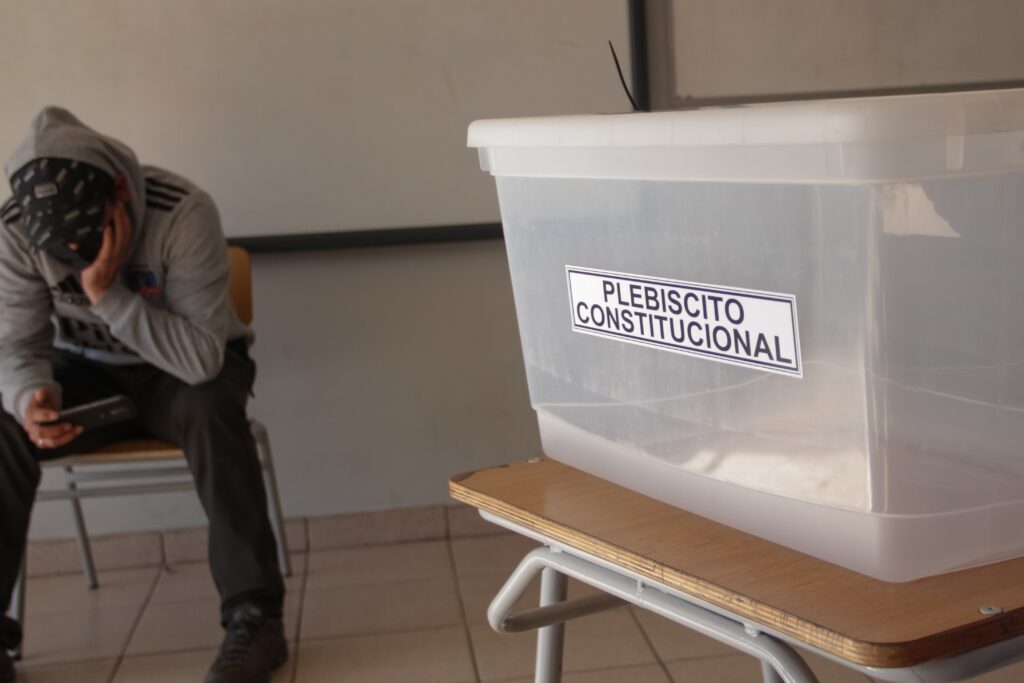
<box><xmin>0</xmin><ymin>649</ymin><xmax>14</xmax><ymax>683</ymax></box>
<box><xmin>204</xmin><ymin>605</ymin><xmax>287</xmax><ymax>683</ymax></box>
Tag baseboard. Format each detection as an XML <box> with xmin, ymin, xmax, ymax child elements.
<box><xmin>26</xmin><ymin>503</ymin><xmax>508</xmax><ymax>577</ymax></box>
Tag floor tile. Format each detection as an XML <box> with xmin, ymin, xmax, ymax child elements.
<box><xmin>893</xmin><ymin>657</ymin><xmax>1024</xmax><ymax>683</ymax></box>
<box><xmin>458</xmin><ymin>572</ymin><xmax>602</xmax><ymax>620</ymax></box>
<box><xmin>283</xmin><ymin>517</ymin><xmax>309</xmax><ymax>554</ymax></box>
<box><xmin>85</xmin><ymin>532</ymin><xmax>165</xmax><ymax>572</ymax></box>
<box><xmin>301</xmin><ymin>577</ymin><xmax>462</xmax><ymax>639</ymax></box>
<box><xmin>146</xmin><ymin>561</ymin><xmax>217</xmax><ymax>604</ymax></box>
<box><xmin>23</xmin><ymin>537</ymin><xmax>81</xmax><ymax>578</ymax></box>
<box><xmin>307</xmin><ymin>505</ymin><xmax>447</xmax><ymax>550</ymax></box>
<box><xmin>495</xmin><ymin>663</ymin><xmax>671</xmax><ymax>683</ymax></box>
<box><xmin>149</xmin><ymin>554</ymin><xmax>306</xmax><ymax>605</ymax></box>
<box><xmin>123</xmin><ymin>599</ymin><xmax>224</xmax><ymax>655</ymax></box>
<box><xmin>24</xmin><ymin>567</ymin><xmax>158</xmax><ymax>616</ymax></box>
<box><xmin>647</xmin><ymin>609</ymin><xmax>871</xmax><ymax>682</ymax></box>
<box><xmin>161</xmin><ymin>526</ymin><xmax>211</xmax><ymax>564</ymax></box>
<box><xmin>305</xmin><ymin>540</ymin><xmax>452</xmax><ymax>590</ymax></box>
<box><xmin>450</xmin><ymin>534</ymin><xmax>540</xmax><ymax>577</ymax></box>
<box><xmin>463</xmin><ymin>569</ymin><xmax>869</xmax><ymax>683</ymax></box>
<box><xmin>10</xmin><ymin>658</ymin><xmax>114</xmax><ymax>683</ymax></box>
<box><xmin>460</xmin><ymin>574</ymin><xmax>655</xmax><ymax>681</ymax></box>
<box><xmin>112</xmin><ymin>648</ymin><xmax>292</xmax><ymax>683</ymax></box>
<box><xmin>163</xmin><ymin>518</ymin><xmax>307</xmax><ymax>562</ymax></box>
<box><xmin>293</xmin><ymin>627</ymin><xmax>476</xmax><ymax>683</ymax></box>
<box><xmin>666</xmin><ymin>652</ymin><xmax>875</xmax><ymax>683</ymax></box>
<box><xmin>800</xmin><ymin>651</ymin><xmax>873</xmax><ymax>683</ymax></box>
<box><xmin>630</xmin><ymin>607</ymin><xmax>736</xmax><ymax>661</ymax></box>
<box><xmin>469</xmin><ymin>607</ymin><xmax>657</xmax><ymax>681</ymax></box>
<box><xmin>21</xmin><ymin>606</ymin><xmax>140</xmax><ymax>665</ymax></box>
<box><xmin>27</xmin><ymin>531</ymin><xmax>163</xmax><ymax>577</ymax></box>
<box><xmin>666</xmin><ymin>655</ymin><xmax>763</xmax><ymax>682</ymax></box>
<box><xmin>125</xmin><ymin>591</ymin><xmax>301</xmax><ymax>655</ymax></box>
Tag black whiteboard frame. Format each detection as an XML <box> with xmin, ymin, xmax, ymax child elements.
<box><xmin>229</xmin><ymin>222</ymin><xmax>503</xmax><ymax>253</ymax></box>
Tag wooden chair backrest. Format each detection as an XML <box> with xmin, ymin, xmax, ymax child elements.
<box><xmin>227</xmin><ymin>246</ymin><xmax>252</xmax><ymax>325</ymax></box>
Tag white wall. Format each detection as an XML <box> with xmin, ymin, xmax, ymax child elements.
<box><xmin>247</xmin><ymin>242</ymin><xmax>542</xmax><ymax>514</ymax></box>
<box><xmin>655</xmin><ymin>0</ymin><xmax>1024</xmax><ymax>106</ymax></box>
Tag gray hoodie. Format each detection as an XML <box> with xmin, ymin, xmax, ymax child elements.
<box><xmin>0</xmin><ymin>107</ymin><xmax>252</xmax><ymax>422</ymax></box>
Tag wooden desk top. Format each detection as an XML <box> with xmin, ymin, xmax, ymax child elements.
<box><xmin>450</xmin><ymin>458</ymin><xmax>1024</xmax><ymax>669</ymax></box>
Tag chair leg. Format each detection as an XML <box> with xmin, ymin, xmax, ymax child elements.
<box><xmin>9</xmin><ymin>553</ymin><xmax>26</xmax><ymax>661</ymax></box>
<box><xmin>252</xmin><ymin>422</ymin><xmax>292</xmax><ymax>578</ymax></box>
<box><xmin>64</xmin><ymin>466</ymin><xmax>99</xmax><ymax>589</ymax></box>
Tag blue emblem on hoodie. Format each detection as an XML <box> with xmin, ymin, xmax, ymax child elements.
<box><xmin>125</xmin><ymin>266</ymin><xmax>161</xmax><ymax>298</ymax></box>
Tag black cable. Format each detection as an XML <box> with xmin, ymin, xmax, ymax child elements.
<box><xmin>609</xmin><ymin>41</ymin><xmax>639</xmax><ymax>112</ymax></box>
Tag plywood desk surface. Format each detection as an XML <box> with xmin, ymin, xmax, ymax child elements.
<box><xmin>450</xmin><ymin>458</ymin><xmax>1024</xmax><ymax>669</ymax></box>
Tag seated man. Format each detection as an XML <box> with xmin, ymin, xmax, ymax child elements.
<box><xmin>0</xmin><ymin>107</ymin><xmax>286</xmax><ymax>683</ymax></box>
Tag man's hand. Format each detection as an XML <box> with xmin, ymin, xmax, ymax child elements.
<box><xmin>23</xmin><ymin>387</ymin><xmax>82</xmax><ymax>450</ymax></box>
<box><xmin>81</xmin><ymin>197</ymin><xmax>133</xmax><ymax>305</ymax></box>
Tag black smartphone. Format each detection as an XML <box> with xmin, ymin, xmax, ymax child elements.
<box><xmin>45</xmin><ymin>395</ymin><xmax>137</xmax><ymax>431</ymax></box>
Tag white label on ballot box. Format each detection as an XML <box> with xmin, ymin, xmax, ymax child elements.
<box><xmin>566</xmin><ymin>266</ymin><xmax>802</xmax><ymax>377</ymax></box>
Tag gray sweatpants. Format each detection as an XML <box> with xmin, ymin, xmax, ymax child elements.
<box><xmin>0</xmin><ymin>342</ymin><xmax>284</xmax><ymax>650</ymax></box>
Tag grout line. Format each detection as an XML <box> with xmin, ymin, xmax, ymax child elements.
<box><xmin>12</xmin><ymin>653</ymin><xmax>118</xmax><ymax>669</ymax></box>
<box><xmin>114</xmin><ymin>646</ymin><xmax>218</xmax><ymax>661</ymax></box>
<box><xmin>296</xmin><ymin>623</ymin><xmax>470</xmax><ymax>645</ymax></box>
<box><xmin>450</xmin><ymin>530</ymin><xmax>515</xmax><ymax>541</ymax></box>
<box><xmin>105</xmin><ymin>565</ymin><xmax>163</xmax><ymax>683</ymax></box>
<box><xmin>485</xmin><ymin>661</ymin><xmax>673</xmax><ymax>683</ymax></box>
<box><xmin>660</xmin><ymin>652</ymin><xmax>752</xmax><ymax>665</ymax></box>
<box><xmin>308</xmin><ymin>534</ymin><xmax>451</xmax><ymax>553</ymax></box>
<box><xmin>445</xmin><ymin>536</ymin><xmax>483</xmax><ymax>683</ymax></box>
<box><xmin>158</xmin><ymin>530</ymin><xmax>167</xmax><ymax>570</ymax></box>
<box><xmin>291</xmin><ymin>623</ymin><xmax>479</xmax><ymax>647</ymax></box>
<box><xmin>159</xmin><ymin>532</ymin><xmax>169</xmax><ymax>571</ymax></box>
<box><xmin>287</xmin><ymin>545</ymin><xmax>310</xmax><ymax>682</ymax></box>
<box><xmin>627</xmin><ymin>606</ymin><xmax>676</xmax><ymax>682</ymax></box>
<box><xmin>303</xmin><ymin>574</ymin><xmax>463</xmax><ymax>596</ymax></box>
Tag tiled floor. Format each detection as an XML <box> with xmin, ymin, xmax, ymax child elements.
<box><xmin>9</xmin><ymin>533</ymin><xmax>1024</xmax><ymax>682</ymax></box>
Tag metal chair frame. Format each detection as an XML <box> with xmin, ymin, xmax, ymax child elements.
<box><xmin>7</xmin><ymin>420</ymin><xmax>290</xmax><ymax>660</ymax></box>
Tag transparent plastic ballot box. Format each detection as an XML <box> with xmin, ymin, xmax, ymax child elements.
<box><xmin>469</xmin><ymin>89</ymin><xmax>1024</xmax><ymax>582</ymax></box>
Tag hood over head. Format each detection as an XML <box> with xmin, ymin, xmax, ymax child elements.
<box><xmin>4</xmin><ymin>107</ymin><xmax>146</xmax><ymax>258</ymax></box>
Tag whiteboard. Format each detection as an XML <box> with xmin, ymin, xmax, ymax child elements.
<box><xmin>0</xmin><ymin>1</ymin><xmax>632</xmax><ymax>239</ymax></box>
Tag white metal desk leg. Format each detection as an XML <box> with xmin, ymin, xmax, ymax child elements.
<box><xmin>762</xmin><ymin>660</ymin><xmax>785</xmax><ymax>683</ymax></box>
<box><xmin>535</xmin><ymin>567</ymin><xmax>568</xmax><ymax>683</ymax></box>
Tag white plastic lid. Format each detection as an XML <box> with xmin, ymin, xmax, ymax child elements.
<box><xmin>468</xmin><ymin>88</ymin><xmax>1024</xmax><ymax>183</ymax></box>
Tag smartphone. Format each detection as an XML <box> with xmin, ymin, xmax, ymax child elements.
<box><xmin>45</xmin><ymin>395</ymin><xmax>138</xmax><ymax>431</ymax></box>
